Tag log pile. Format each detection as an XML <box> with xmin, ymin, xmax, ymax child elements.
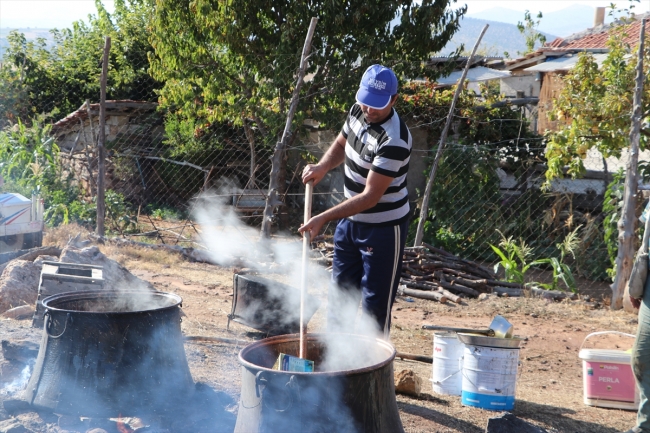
<box><xmin>401</xmin><ymin>243</ymin><xmax>577</xmax><ymax>302</ymax></box>
<box><xmin>400</xmin><ymin>243</ymin><xmax>502</xmax><ymax>304</ymax></box>
<box><xmin>311</xmin><ymin>241</ymin><xmax>577</xmax><ymax>303</ymax></box>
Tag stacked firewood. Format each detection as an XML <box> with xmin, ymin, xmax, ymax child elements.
<box><xmin>311</xmin><ymin>240</ymin><xmax>575</xmax><ymax>303</ymax></box>
<box><xmin>400</xmin><ymin>243</ymin><xmax>578</xmax><ymax>303</ymax></box>
<box><xmin>400</xmin><ymin>243</ymin><xmax>503</xmax><ymax>304</ymax></box>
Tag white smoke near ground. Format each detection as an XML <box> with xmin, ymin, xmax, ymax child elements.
<box><xmin>1</xmin><ymin>361</ymin><xmax>33</xmax><ymax>396</ymax></box>
<box><xmin>193</xmin><ymin>187</ymin><xmax>390</xmax><ymax>370</ymax></box>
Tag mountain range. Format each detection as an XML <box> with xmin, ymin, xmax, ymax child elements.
<box><xmin>468</xmin><ymin>4</ymin><xmax>616</xmax><ymax>39</ymax></box>
<box><xmin>440</xmin><ymin>17</ymin><xmax>556</xmax><ymax>58</ymax></box>
<box><xmin>0</xmin><ymin>28</ymin><xmax>53</xmax><ymax>58</ymax></box>
<box><xmin>0</xmin><ymin>5</ymin><xmax>628</xmax><ymax>61</ymax></box>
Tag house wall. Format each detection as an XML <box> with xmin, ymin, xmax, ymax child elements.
<box><xmin>53</xmin><ymin>112</ymin><xmax>163</xmax><ymax>153</ymax></box>
<box><xmin>537</xmin><ymin>72</ymin><xmax>566</xmax><ymax>134</ymax></box>
<box><xmin>51</xmin><ymin>109</ymin><xmax>163</xmax><ymax>203</ymax></box>
<box><xmin>499</xmin><ymin>73</ymin><xmax>540</xmax><ymax>98</ymax></box>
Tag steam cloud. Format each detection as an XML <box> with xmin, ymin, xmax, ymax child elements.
<box><xmin>193</xmin><ymin>186</ymin><xmax>390</xmax><ymax>370</ymax></box>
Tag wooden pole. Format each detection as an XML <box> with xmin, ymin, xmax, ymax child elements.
<box><xmin>612</xmin><ymin>18</ymin><xmax>646</xmax><ymax>311</ymax></box>
<box><xmin>84</xmin><ymin>99</ymin><xmax>96</xmax><ymax>145</ymax></box>
<box><xmin>413</xmin><ymin>24</ymin><xmax>489</xmax><ymax>247</ymax></box>
<box><xmin>300</xmin><ymin>180</ymin><xmax>313</xmax><ymax>359</ymax></box>
<box><xmin>261</xmin><ymin>17</ymin><xmax>318</xmax><ymax>238</ymax></box>
<box><xmin>96</xmin><ymin>36</ymin><xmax>110</xmax><ymax>237</ymax></box>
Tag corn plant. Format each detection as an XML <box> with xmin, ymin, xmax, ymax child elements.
<box><xmin>490</xmin><ymin>231</ymin><xmax>536</xmax><ymax>284</ymax></box>
<box><xmin>533</xmin><ymin>226</ymin><xmax>580</xmax><ymax>292</ymax></box>
<box><xmin>490</xmin><ymin>227</ymin><xmax>580</xmax><ymax>292</ymax></box>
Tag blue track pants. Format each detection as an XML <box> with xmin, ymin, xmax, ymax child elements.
<box><xmin>328</xmin><ymin>218</ymin><xmax>407</xmax><ymax>339</ymax></box>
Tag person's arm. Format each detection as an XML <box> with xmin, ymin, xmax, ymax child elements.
<box><xmin>298</xmin><ymin>170</ymin><xmax>393</xmax><ymax>238</ymax></box>
<box><xmin>301</xmin><ymin>133</ymin><xmax>347</xmax><ymax>186</ymax></box>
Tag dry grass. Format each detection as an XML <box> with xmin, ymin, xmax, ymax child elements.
<box><xmin>42</xmin><ymin>223</ymin><xmax>92</xmax><ymax>247</ymax></box>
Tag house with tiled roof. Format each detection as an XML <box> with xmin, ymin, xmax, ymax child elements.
<box><xmin>501</xmin><ymin>8</ymin><xmax>650</xmax><ymax>135</ymax></box>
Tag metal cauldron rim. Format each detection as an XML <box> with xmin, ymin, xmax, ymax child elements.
<box><xmin>238</xmin><ymin>332</ymin><xmax>396</xmax><ymax>376</ymax></box>
<box><xmin>41</xmin><ymin>290</ymin><xmax>182</xmax><ymax>315</ymax></box>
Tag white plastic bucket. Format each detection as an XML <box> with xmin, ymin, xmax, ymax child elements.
<box><xmin>461</xmin><ymin>345</ymin><xmax>519</xmax><ymax>411</ymax></box>
<box><xmin>578</xmin><ymin>331</ymin><xmax>639</xmax><ymax>410</ymax></box>
<box><xmin>431</xmin><ymin>332</ymin><xmax>464</xmax><ymax>396</ymax></box>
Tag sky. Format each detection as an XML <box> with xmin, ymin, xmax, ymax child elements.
<box><xmin>0</xmin><ymin>1</ymin><xmax>115</xmax><ymax>29</ymax></box>
<box><xmin>463</xmin><ymin>0</ymin><xmax>650</xmax><ymax>14</ymax></box>
<box><xmin>0</xmin><ymin>0</ymin><xmax>649</xmax><ymax>29</ymax></box>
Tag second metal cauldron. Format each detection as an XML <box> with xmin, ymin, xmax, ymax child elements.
<box><xmin>235</xmin><ymin>333</ymin><xmax>405</xmax><ymax>433</ymax></box>
<box><xmin>23</xmin><ymin>290</ymin><xmax>194</xmax><ymax>417</ymax></box>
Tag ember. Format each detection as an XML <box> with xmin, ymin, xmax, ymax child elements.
<box><xmin>116</xmin><ymin>415</ymin><xmax>134</xmax><ymax>433</ymax></box>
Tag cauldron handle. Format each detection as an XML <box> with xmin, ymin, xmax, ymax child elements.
<box><xmin>255</xmin><ymin>371</ymin><xmax>267</xmax><ymax>398</ymax></box>
<box><xmin>44</xmin><ymin>311</ymin><xmax>71</xmax><ymax>339</ymax></box>
<box><xmin>254</xmin><ymin>372</ymin><xmax>296</xmax><ymax>412</ymax></box>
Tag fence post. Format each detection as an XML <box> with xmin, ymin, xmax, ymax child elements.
<box><xmin>97</xmin><ymin>36</ymin><xmax>111</xmax><ymax>237</ymax></box>
<box><xmin>413</xmin><ymin>24</ymin><xmax>489</xmax><ymax>247</ymax></box>
<box><xmin>260</xmin><ymin>17</ymin><xmax>318</xmax><ymax>238</ymax></box>
<box><xmin>612</xmin><ymin>19</ymin><xmax>646</xmax><ymax>311</ymax></box>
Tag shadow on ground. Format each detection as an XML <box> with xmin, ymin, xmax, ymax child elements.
<box><xmin>514</xmin><ymin>399</ymin><xmax>621</xmax><ymax>433</ymax></box>
<box><xmin>398</xmin><ymin>394</ymin><xmax>483</xmax><ymax>433</ymax></box>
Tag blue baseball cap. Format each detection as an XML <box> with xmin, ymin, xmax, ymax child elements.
<box><xmin>355</xmin><ymin>64</ymin><xmax>398</xmax><ymax>109</ymax></box>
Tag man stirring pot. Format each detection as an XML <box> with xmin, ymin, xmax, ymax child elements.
<box><xmin>299</xmin><ymin>64</ymin><xmax>412</xmax><ymax>338</ymax></box>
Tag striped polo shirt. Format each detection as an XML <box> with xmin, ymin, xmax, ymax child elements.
<box><xmin>341</xmin><ymin>103</ymin><xmax>412</xmax><ymax>225</ymax></box>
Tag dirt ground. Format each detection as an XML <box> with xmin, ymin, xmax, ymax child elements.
<box><xmin>0</xmin><ymin>228</ymin><xmax>643</xmax><ymax>433</ymax></box>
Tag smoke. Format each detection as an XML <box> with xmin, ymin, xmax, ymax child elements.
<box><xmin>43</xmin><ymin>290</ymin><xmax>180</xmax><ymax>314</ymax></box>
<box><xmin>193</xmin><ymin>188</ymin><xmax>390</xmax><ymax>365</ymax></box>
<box><xmin>193</xmin><ymin>187</ymin><xmax>402</xmax><ymax>432</ymax></box>
<box><xmin>1</xmin><ymin>361</ymin><xmax>33</xmax><ymax>397</ymax></box>
<box><xmin>193</xmin><ymin>187</ymin><xmax>332</xmax><ymax>334</ymax></box>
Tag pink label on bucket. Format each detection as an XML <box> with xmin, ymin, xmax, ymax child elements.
<box><xmin>583</xmin><ymin>360</ymin><xmax>636</xmax><ymax>402</ymax></box>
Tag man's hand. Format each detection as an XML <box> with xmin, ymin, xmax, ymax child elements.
<box><xmin>302</xmin><ymin>163</ymin><xmax>328</xmax><ymax>186</ymax></box>
<box><xmin>631</xmin><ymin>295</ymin><xmax>642</xmax><ymax>310</ymax></box>
<box><xmin>298</xmin><ymin>214</ymin><xmax>326</xmax><ymax>239</ymax></box>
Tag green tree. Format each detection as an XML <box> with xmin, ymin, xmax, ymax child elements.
<box><xmin>148</xmin><ymin>0</ymin><xmax>468</xmax><ymax>151</ymax></box>
<box><xmin>400</xmin><ymin>81</ymin><xmax>544</xmax><ymax>257</ymax></box>
<box><xmin>0</xmin><ymin>0</ymin><xmax>159</xmax><ymax>124</ymax></box>
<box><xmin>544</xmin><ymin>15</ymin><xmax>650</xmax><ymax>309</ymax></box>
<box><xmin>517</xmin><ymin>10</ymin><xmax>546</xmax><ymax>55</ymax></box>
<box><xmin>545</xmin><ymin>29</ymin><xmax>650</xmax><ymax>183</ymax></box>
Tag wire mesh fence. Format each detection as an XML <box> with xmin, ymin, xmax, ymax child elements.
<box><xmin>0</xmin><ymin>26</ymin><xmax>625</xmax><ymax>286</ymax></box>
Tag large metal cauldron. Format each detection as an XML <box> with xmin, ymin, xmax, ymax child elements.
<box><xmin>235</xmin><ymin>333</ymin><xmax>405</xmax><ymax>433</ymax></box>
<box><xmin>23</xmin><ymin>290</ymin><xmax>194</xmax><ymax>417</ymax></box>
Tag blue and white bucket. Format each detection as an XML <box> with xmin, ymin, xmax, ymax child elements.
<box><xmin>431</xmin><ymin>332</ymin><xmax>464</xmax><ymax>396</ymax></box>
<box><xmin>461</xmin><ymin>345</ymin><xmax>520</xmax><ymax>411</ymax></box>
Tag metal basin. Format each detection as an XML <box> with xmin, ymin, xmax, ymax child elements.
<box><xmin>235</xmin><ymin>333</ymin><xmax>405</xmax><ymax>433</ymax></box>
<box><xmin>23</xmin><ymin>290</ymin><xmax>194</xmax><ymax>417</ymax></box>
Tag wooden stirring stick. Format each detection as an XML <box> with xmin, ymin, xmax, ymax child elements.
<box><xmin>300</xmin><ymin>180</ymin><xmax>313</xmax><ymax>359</ymax></box>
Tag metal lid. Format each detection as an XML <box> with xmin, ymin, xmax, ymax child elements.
<box><xmin>457</xmin><ymin>333</ymin><xmax>524</xmax><ymax>349</ymax></box>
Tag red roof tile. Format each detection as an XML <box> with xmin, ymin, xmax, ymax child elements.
<box><xmin>545</xmin><ymin>38</ymin><xmax>565</xmax><ymax>48</ymax></box>
<box><xmin>547</xmin><ymin>15</ymin><xmax>650</xmax><ymax>49</ymax></box>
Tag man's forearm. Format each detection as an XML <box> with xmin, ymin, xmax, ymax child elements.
<box><xmin>317</xmin><ymin>192</ymin><xmax>377</xmax><ymax>223</ymax></box>
<box><xmin>315</xmin><ymin>171</ymin><xmax>394</xmax><ymax>224</ymax></box>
